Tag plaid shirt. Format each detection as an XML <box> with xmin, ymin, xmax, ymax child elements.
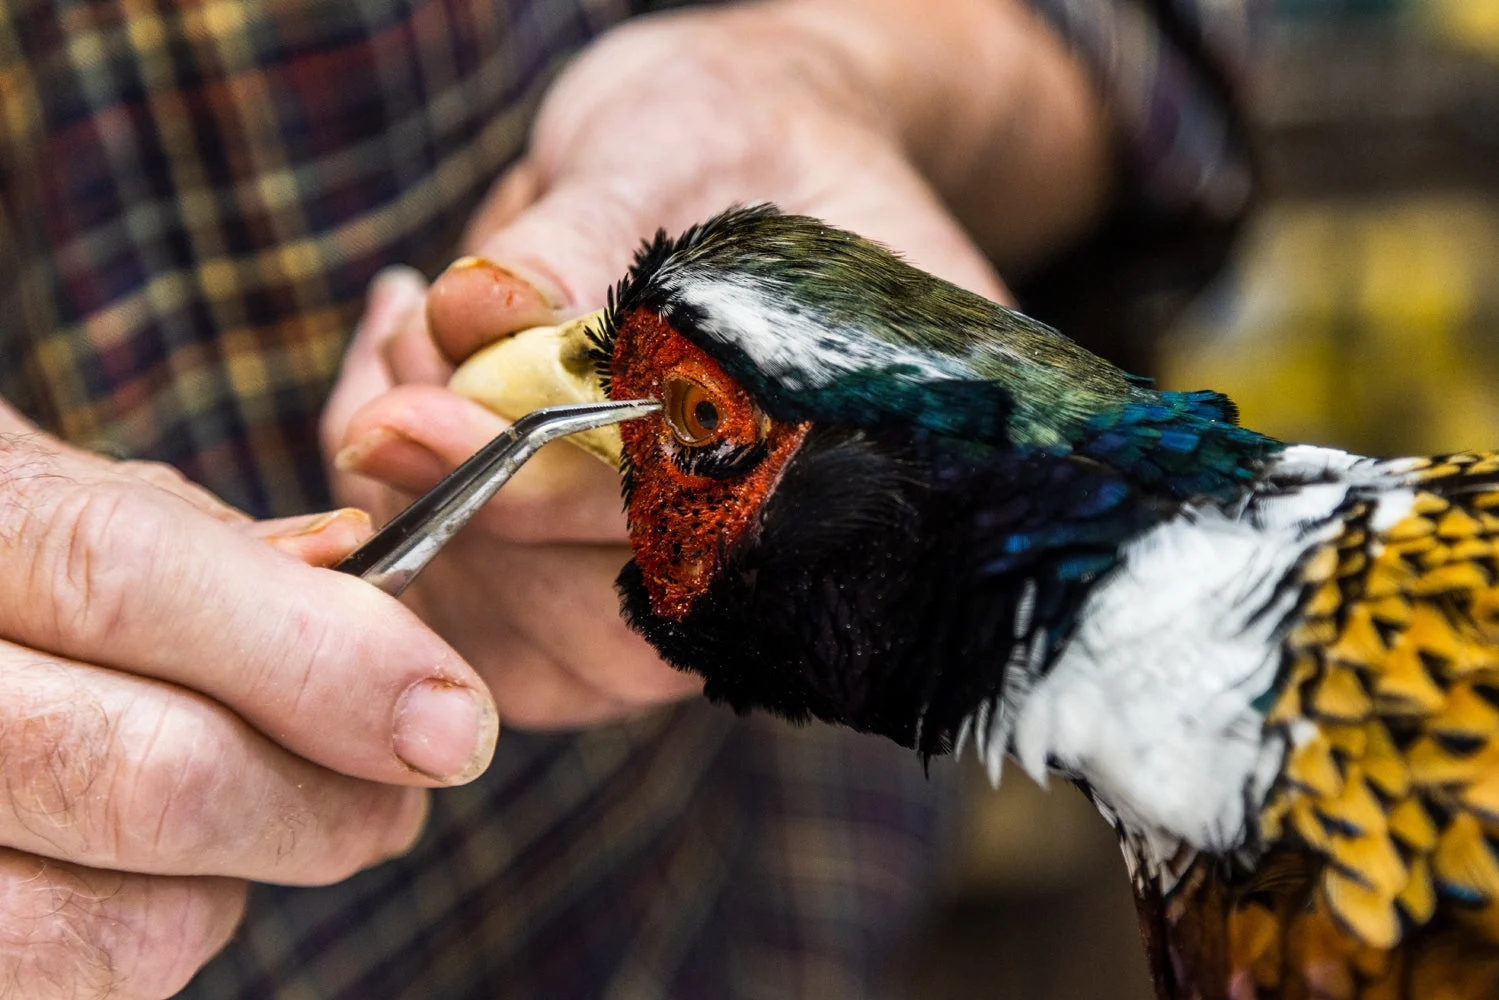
<box><xmin>0</xmin><ymin>2</ymin><xmax>1251</xmax><ymax>997</ymax></box>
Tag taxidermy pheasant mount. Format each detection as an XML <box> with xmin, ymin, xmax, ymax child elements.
<box><xmin>456</xmin><ymin>206</ymin><xmax>1499</xmax><ymax>999</ymax></box>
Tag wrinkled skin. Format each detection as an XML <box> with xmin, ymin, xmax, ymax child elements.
<box><xmin>0</xmin><ymin>395</ymin><xmax>496</xmax><ymax>998</ymax></box>
<box><xmin>0</xmin><ymin>0</ymin><xmax>1109</xmax><ymax>995</ymax></box>
<box><xmin>324</xmin><ymin>0</ymin><xmax>1110</xmax><ymax>729</ymax></box>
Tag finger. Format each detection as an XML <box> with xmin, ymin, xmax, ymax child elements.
<box><xmin>425</xmin><ymin>255</ymin><xmax>562</xmax><ymax>366</ymax></box>
<box><xmin>792</xmin><ymin>134</ymin><xmax>1015</xmax><ymax>304</ymax></box>
<box><xmin>408</xmin><ymin>541</ymin><xmax>700</xmax><ymax>729</ymax></box>
<box><xmin>247</xmin><ymin>507</ymin><xmax>374</xmax><ymax>567</ymax></box>
<box><xmin>399</xmin><ymin>570</ymin><xmax>631</xmax><ymax>731</ymax></box>
<box><xmin>319</xmin><ymin>266</ymin><xmax>427</xmax><ymax>468</ymax></box>
<box><xmin>475</xmin><ymin>543</ymin><xmax>701</xmax><ymax>715</ymax></box>
<box><xmin>0</xmin><ymin>641</ymin><xmax>427</xmax><ymax>881</ymax></box>
<box><xmin>381</xmin><ymin>307</ymin><xmax>453</xmax><ymax>388</ymax></box>
<box><xmin>114</xmin><ymin>459</ymin><xmax>251</xmax><ymax>524</ymax></box>
<box><xmin>325</xmin><ymin>459</ymin><xmax>393</xmax><ymax>526</ymax></box>
<box><xmin>427</xmin><ymin>164</ymin><xmax>673</xmax><ymax>367</ymax></box>
<box><xmin>0</xmin><ymin>448</ymin><xmax>498</xmax><ymax>788</ymax></box>
<box><xmin>461</xmin><ymin>178</ymin><xmax>669</xmax><ymax>317</ymax></box>
<box><xmin>0</xmin><ymin>850</ymin><xmax>245</xmax><ymax>1000</ymax></box>
<box><xmin>334</xmin><ymin>384</ymin><xmax>627</xmax><ymax>543</ymax></box>
<box><xmin>454</xmin><ymin>118</ymin><xmax>1012</xmax><ymax>326</ymax></box>
<box><xmin>469</xmin><ymin>643</ymin><xmax>631</xmax><ymax>730</ymax></box>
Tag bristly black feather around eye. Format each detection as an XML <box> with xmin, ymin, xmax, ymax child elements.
<box><xmin>587</xmin><ymin>204</ymin><xmax>786</xmax><ymax>396</ymax></box>
<box><xmin>617</xmin><ymin>442</ymin><xmax>639</xmax><ymax>507</ymax></box>
<box><xmin>669</xmin><ymin>440</ymin><xmax>768</xmax><ymax>480</ymax></box>
<box><xmin>587</xmin><ymin>226</ymin><xmax>678</xmax><ymax>397</ymax></box>
<box><xmin>586</xmin><ymin>279</ymin><xmax>625</xmax><ymax>399</ymax></box>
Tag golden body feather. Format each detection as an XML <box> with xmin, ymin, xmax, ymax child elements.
<box><xmin>1141</xmin><ymin>453</ymin><xmax>1499</xmax><ymax>999</ymax></box>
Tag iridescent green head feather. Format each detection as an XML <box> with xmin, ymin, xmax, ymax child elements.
<box><xmin>594</xmin><ymin>205</ymin><xmax>1280</xmax><ymax>498</ymax></box>
<box><xmin>598</xmin><ymin>205</ymin><xmax>1144</xmax><ymax>450</ymax></box>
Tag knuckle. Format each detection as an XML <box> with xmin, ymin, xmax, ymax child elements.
<box><xmin>104</xmin><ymin>694</ymin><xmax>395</xmax><ymax>885</ymax></box>
<box><xmin>1</xmin><ymin>682</ymin><xmax>238</xmax><ymax>874</ymax></box>
<box><xmin>0</xmin><ymin>853</ymin><xmax>123</xmax><ymax>999</ymax></box>
<box><xmin>105</xmin><ymin>698</ymin><xmax>235</xmax><ymax>868</ymax></box>
<box><xmin>90</xmin><ymin>877</ymin><xmax>247</xmax><ymax>1000</ymax></box>
<box><xmin>24</xmin><ymin>481</ymin><xmax>164</xmax><ymax>653</ymax></box>
<box><xmin>0</xmin><ymin>683</ymin><xmax>116</xmax><ymax>857</ymax></box>
<box><xmin>115</xmin><ymin>462</ymin><xmax>233</xmax><ymax>520</ymax></box>
<box><xmin>0</xmin><ymin>679</ymin><xmax>246</xmax><ymax>875</ymax></box>
<box><xmin>0</xmin><ymin>434</ymin><xmax>67</xmax><ymax>547</ymax></box>
<box><xmin>0</xmin><ymin>676</ymin><xmax>411</xmax><ymax>886</ymax></box>
<box><xmin>0</xmin><ymin>851</ymin><xmax>245</xmax><ymax>1000</ymax></box>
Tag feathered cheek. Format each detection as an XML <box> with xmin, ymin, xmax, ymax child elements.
<box><xmin>618</xmin><ymin>413</ymin><xmax>808</xmax><ymax>621</ymax></box>
<box><xmin>607</xmin><ymin>310</ymin><xmax>809</xmax><ymax>619</ymax></box>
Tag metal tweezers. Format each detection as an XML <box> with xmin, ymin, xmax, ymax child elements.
<box><xmin>335</xmin><ymin>400</ymin><xmax>660</xmax><ymax>596</ymax></box>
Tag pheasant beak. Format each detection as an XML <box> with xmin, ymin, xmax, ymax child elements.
<box><xmin>447</xmin><ymin>309</ymin><xmax>623</xmax><ymax>467</ymax></box>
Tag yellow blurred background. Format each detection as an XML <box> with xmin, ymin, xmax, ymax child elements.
<box><xmin>906</xmin><ymin>3</ymin><xmax>1499</xmax><ymax>996</ymax></box>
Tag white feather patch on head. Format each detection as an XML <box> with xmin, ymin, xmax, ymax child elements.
<box><xmin>656</xmin><ymin>271</ymin><xmax>976</xmax><ymax>391</ymax></box>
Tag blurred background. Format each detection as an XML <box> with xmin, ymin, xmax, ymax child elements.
<box><xmin>904</xmin><ymin>1</ymin><xmax>1499</xmax><ymax>996</ymax></box>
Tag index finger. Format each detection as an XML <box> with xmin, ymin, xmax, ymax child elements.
<box><xmin>320</xmin><ymin>266</ymin><xmax>426</xmax><ymax>464</ymax></box>
<box><xmin>0</xmin><ymin>449</ymin><xmax>497</xmax><ymax>788</ymax></box>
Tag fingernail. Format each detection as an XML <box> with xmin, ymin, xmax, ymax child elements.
<box><xmin>446</xmin><ymin>255</ymin><xmax>568</xmax><ymax>311</ymax></box>
<box><xmin>393</xmin><ymin>679</ymin><xmax>497</xmax><ymax>783</ymax></box>
<box><xmin>275</xmin><ymin>510</ymin><xmax>339</xmax><ymax>538</ymax></box>
<box><xmin>369</xmin><ymin>265</ymin><xmax>426</xmax><ymax>305</ymax></box>
<box><xmin>327</xmin><ymin>507</ymin><xmax>373</xmax><ymax>532</ymax></box>
<box><xmin>260</xmin><ymin>508</ymin><xmax>372</xmax><ymax>542</ymax></box>
<box><xmin>364</xmin><ymin>267</ymin><xmax>427</xmax><ymax>332</ymax></box>
<box><xmin>333</xmin><ymin>429</ymin><xmax>397</xmax><ymax>472</ymax></box>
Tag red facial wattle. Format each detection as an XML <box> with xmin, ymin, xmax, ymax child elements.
<box><xmin>609</xmin><ymin>307</ymin><xmax>808</xmax><ymax>621</ymax></box>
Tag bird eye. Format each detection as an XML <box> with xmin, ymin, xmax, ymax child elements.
<box><xmin>664</xmin><ymin>377</ymin><xmax>724</xmax><ymax>446</ymax></box>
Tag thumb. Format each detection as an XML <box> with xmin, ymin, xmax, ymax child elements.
<box><xmin>426</xmin><ymin>183</ymin><xmax>663</xmax><ymax>367</ymax></box>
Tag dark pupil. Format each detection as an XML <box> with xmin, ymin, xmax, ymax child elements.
<box><xmin>692</xmin><ymin>398</ymin><xmax>720</xmax><ymax>432</ymax></box>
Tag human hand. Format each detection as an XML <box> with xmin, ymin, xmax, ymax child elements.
<box><xmin>0</xmin><ymin>399</ymin><xmax>497</xmax><ymax>998</ymax></box>
<box><xmin>323</xmin><ymin>0</ymin><xmax>1110</xmax><ymax>728</ymax></box>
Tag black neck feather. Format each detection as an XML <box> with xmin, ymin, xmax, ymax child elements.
<box><xmin>618</xmin><ymin>425</ymin><xmax>1179</xmax><ymax>760</ymax></box>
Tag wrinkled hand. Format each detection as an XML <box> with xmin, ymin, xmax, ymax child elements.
<box><xmin>0</xmin><ymin>398</ymin><xmax>497</xmax><ymax>998</ymax></box>
<box><xmin>323</xmin><ymin>0</ymin><xmax>1107</xmax><ymax>727</ymax></box>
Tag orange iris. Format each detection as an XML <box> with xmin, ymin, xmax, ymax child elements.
<box><xmin>664</xmin><ymin>377</ymin><xmax>723</xmax><ymax>446</ymax></box>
